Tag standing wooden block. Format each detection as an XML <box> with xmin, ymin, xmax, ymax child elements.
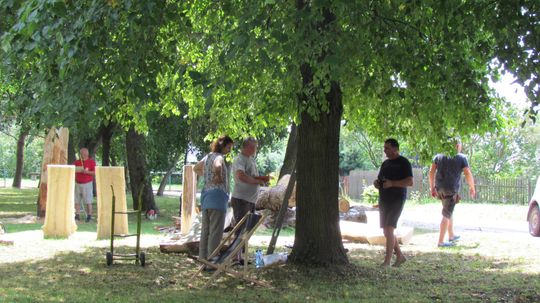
<box><xmin>95</xmin><ymin>166</ymin><xmax>129</xmax><ymax>239</ymax></box>
<box><xmin>42</xmin><ymin>165</ymin><xmax>77</xmax><ymax>238</ymax></box>
<box><xmin>181</xmin><ymin>165</ymin><xmax>197</xmax><ymax>235</ymax></box>
<box><xmin>38</xmin><ymin>127</ymin><xmax>69</xmax><ymax>217</ymax></box>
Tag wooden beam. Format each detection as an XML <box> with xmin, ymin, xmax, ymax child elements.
<box><xmin>181</xmin><ymin>165</ymin><xmax>197</xmax><ymax>235</ymax></box>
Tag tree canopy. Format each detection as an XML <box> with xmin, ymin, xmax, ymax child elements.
<box><xmin>1</xmin><ymin>0</ymin><xmax>538</xmax><ymax>266</ymax></box>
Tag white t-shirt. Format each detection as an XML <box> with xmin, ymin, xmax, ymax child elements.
<box><xmin>231</xmin><ymin>153</ymin><xmax>259</xmax><ymax>203</ymax></box>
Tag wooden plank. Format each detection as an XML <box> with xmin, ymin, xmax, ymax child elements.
<box><xmin>42</xmin><ymin>165</ymin><xmax>77</xmax><ymax>237</ymax></box>
<box><xmin>340</xmin><ymin>220</ymin><xmax>414</xmax><ymax>245</ymax></box>
<box><xmin>95</xmin><ymin>166</ymin><xmax>129</xmax><ymax>239</ymax></box>
<box><xmin>38</xmin><ymin>127</ymin><xmax>69</xmax><ymax>217</ymax></box>
<box><xmin>181</xmin><ymin>165</ymin><xmax>197</xmax><ymax>235</ymax></box>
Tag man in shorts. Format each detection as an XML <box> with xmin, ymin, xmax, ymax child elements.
<box><xmin>374</xmin><ymin>138</ymin><xmax>413</xmax><ymax>267</ymax></box>
<box><xmin>74</xmin><ymin>148</ymin><xmax>96</xmax><ymax>222</ymax></box>
<box><xmin>429</xmin><ymin>140</ymin><xmax>476</xmax><ymax>247</ymax></box>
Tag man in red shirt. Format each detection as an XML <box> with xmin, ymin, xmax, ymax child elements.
<box><xmin>74</xmin><ymin>148</ymin><xmax>96</xmax><ymax>222</ymax></box>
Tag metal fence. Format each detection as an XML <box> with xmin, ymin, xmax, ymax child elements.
<box><xmin>344</xmin><ymin>168</ymin><xmax>424</xmax><ymax>199</ymax></box>
<box><xmin>451</xmin><ymin>176</ymin><xmax>535</xmax><ymax>205</ymax></box>
<box><xmin>345</xmin><ymin>169</ymin><xmax>537</xmax><ymax>205</ymax></box>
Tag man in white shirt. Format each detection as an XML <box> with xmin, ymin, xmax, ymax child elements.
<box><xmin>230</xmin><ymin>137</ymin><xmax>269</xmax><ymax>264</ymax></box>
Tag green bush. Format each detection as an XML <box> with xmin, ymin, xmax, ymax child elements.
<box><xmin>362</xmin><ymin>184</ymin><xmax>379</xmax><ymax>205</ymax></box>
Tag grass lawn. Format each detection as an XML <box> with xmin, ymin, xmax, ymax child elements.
<box><xmin>1</xmin><ymin>187</ymin><xmax>540</xmax><ymax>302</ymax></box>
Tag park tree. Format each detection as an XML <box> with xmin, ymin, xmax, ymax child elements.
<box><xmin>0</xmin><ymin>0</ymin><xmax>187</xmax><ymax>211</ymax></box>
<box><xmin>146</xmin><ymin>112</ymin><xmax>190</xmax><ymax>196</ymax></box>
<box><xmin>2</xmin><ymin>0</ymin><xmax>539</xmax><ymax>267</ymax></box>
<box><xmin>177</xmin><ymin>1</ymin><xmax>539</xmax><ymax>266</ymax></box>
<box><xmin>0</xmin><ymin>63</ymin><xmax>42</xmax><ymax>188</ymax></box>
<box><xmin>467</xmin><ymin>103</ymin><xmax>540</xmax><ymax>178</ymax></box>
<box><xmin>0</xmin><ymin>5</ymin><xmax>41</xmax><ymax>188</ymax></box>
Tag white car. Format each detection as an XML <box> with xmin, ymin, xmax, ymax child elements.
<box><xmin>527</xmin><ymin>176</ymin><xmax>540</xmax><ymax>236</ymax></box>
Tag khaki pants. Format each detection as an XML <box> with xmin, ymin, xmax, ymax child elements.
<box><xmin>199</xmin><ymin>208</ymin><xmax>226</xmax><ymax>260</ymax></box>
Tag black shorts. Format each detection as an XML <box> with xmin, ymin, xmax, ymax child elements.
<box><xmin>436</xmin><ymin>188</ymin><xmax>459</xmax><ymax>218</ymax></box>
<box><xmin>379</xmin><ymin>199</ymin><xmax>405</xmax><ymax>228</ymax></box>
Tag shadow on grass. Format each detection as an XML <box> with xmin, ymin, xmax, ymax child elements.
<box><xmin>0</xmin><ymin>188</ymin><xmax>39</xmax><ymax>214</ymax></box>
<box><xmin>1</xmin><ymin>246</ymin><xmax>539</xmax><ymax>302</ymax></box>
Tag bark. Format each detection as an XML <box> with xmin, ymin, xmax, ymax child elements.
<box><xmin>37</xmin><ymin>127</ymin><xmax>69</xmax><ymax>217</ymax></box>
<box><xmin>67</xmin><ymin>137</ymin><xmax>76</xmax><ymax>165</ymax></box>
<box><xmin>100</xmin><ymin>122</ymin><xmax>116</xmax><ymax>166</ymax></box>
<box><xmin>289</xmin><ymin>3</ymin><xmax>348</xmax><ymax>266</ymax></box>
<box><xmin>156</xmin><ymin>155</ymin><xmax>179</xmax><ymax>196</ymax></box>
<box><xmin>290</xmin><ymin>78</ymin><xmax>348</xmax><ymax>266</ymax></box>
<box><xmin>126</xmin><ymin>127</ymin><xmax>157</xmax><ymax>212</ymax></box>
<box><xmin>278</xmin><ymin>123</ymin><xmax>298</xmax><ymax>180</ymax></box>
<box><xmin>12</xmin><ymin>128</ymin><xmax>29</xmax><ymax>188</ymax></box>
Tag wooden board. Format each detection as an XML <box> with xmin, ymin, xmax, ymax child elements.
<box><xmin>340</xmin><ymin>220</ymin><xmax>414</xmax><ymax>245</ymax></box>
<box><xmin>95</xmin><ymin>166</ymin><xmax>129</xmax><ymax>239</ymax></box>
<box><xmin>42</xmin><ymin>165</ymin><xmax>77</xmax><ymax>237</ymax></box>
<box><xmin>38</xmin><ymin>127</ymin><xmax>69</xmax><ymax>217</ymax></box>
<box><xmin>181</xmin><ymin>165</ymin><xmax>197</xmax><ymax>235</ymax></box>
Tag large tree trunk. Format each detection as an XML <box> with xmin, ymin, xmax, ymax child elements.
<box><xmin>289</xmin><ymin>3</ymin><xmax>348</xmax><ymax>266</ymax></box>
<box><xmin>290</xmin><ymin>80</ymin><xmax>348</xmax><ymax>266</ymax></box>
<box><xmin>100</xmin><ymin>122</ymin><xmax>116</xmax><ymax>166</ymax></box>
<box><xmin>156</xmin><ymin>155</ymin><xmax>179</xmax><ymax>196</ymax></box>
<box><xmin>67</xmin><ymin>136</ymin><xmax>76</xmax><ymax>165</ymax></box>
<box><xmin>125</xmin><ymin>127</ymin><xmax>157</xmax><ymax>212</ymax></box>
<box><xmin>12</xmin><ymin>128</ymin><xmax>29</xmax><ymax>188</ymax></box>
<box><xmin>279</xmin><ymin>123</ymin><xmax>297</xmax><ymax>180</ymax></box>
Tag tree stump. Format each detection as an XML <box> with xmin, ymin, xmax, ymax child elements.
<box><xmin>38</xmin><ymin>127</ymin><xmax>69</xmax><ymax>218</ymax></box>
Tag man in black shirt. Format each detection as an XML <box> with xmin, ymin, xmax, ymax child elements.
<box><xmin>374</xmin><ymin>138</ymin><xmax>413</xmax><ymax>267</ymax></box>
<box><xmin>429</xmin><ymin>141</ymin><xmax>476</xmax><ymax>247</ymax></box>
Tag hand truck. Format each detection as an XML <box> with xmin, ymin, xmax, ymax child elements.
<box><xmin>106</xmin><ymin>186</ymin><xmax>146</xmax><ymax>266</ymax></box>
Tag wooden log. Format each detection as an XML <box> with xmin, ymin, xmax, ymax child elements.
<box><xmin>255</xmin><ymin>174</ymin><xmax>296</xmax><ymax>211</ymax></box>
<box><xmin>160</xmin><ymin>240</ymin><xmax>200</xmax><ymax>254</ymax></box>
<box><xmin>181</xmin><ymin>165</ymin><xmax>197</xmax><ymax>235</ymax></box>
<box><xmin>38</xmin><ymin>127</ymin><xmax>69</xmax><ymax>217</ymax></box>
<box><xmin>339</xmin><ymin>220</ymin><xmax>414</xmax><ymax>245</ymax></box>
<box><xmin>42</xmin><ymin>165</ymin><xmax>77</xmax><ymax>238</ymax></box>
<box><xmin>339</xmin><ymin>197</ymin><xmax>350</xmax><ymax>213</ymax></box>
<box><xmin>95</xmin><ymin>166</ymin><xmax>129</xmax><ymax>239</ymax></box>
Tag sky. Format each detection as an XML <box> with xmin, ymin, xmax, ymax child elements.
<box><xmin>491</xmin><ymin>73</ymin><xmax>529</xmax><ymax>109</ymax></box>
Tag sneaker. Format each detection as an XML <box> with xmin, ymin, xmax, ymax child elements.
<box><xmin>75</xmin><ymin>214</ymin><xmax>80</xmax><ymax>221</ymax></box>
<box><xmin>85</xmin><ymin>215</ymin><xmax>92</xmax><ymax>223</ymax></box>
<box><xmin>449</xmin><ymin>235</ymin><xmax>461</xmax><ymax>242</ymax></box>
<box><xmin>438</xmin><ymin>241</ymin><xmax>456</xmax><ymax>248</ymax></box>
